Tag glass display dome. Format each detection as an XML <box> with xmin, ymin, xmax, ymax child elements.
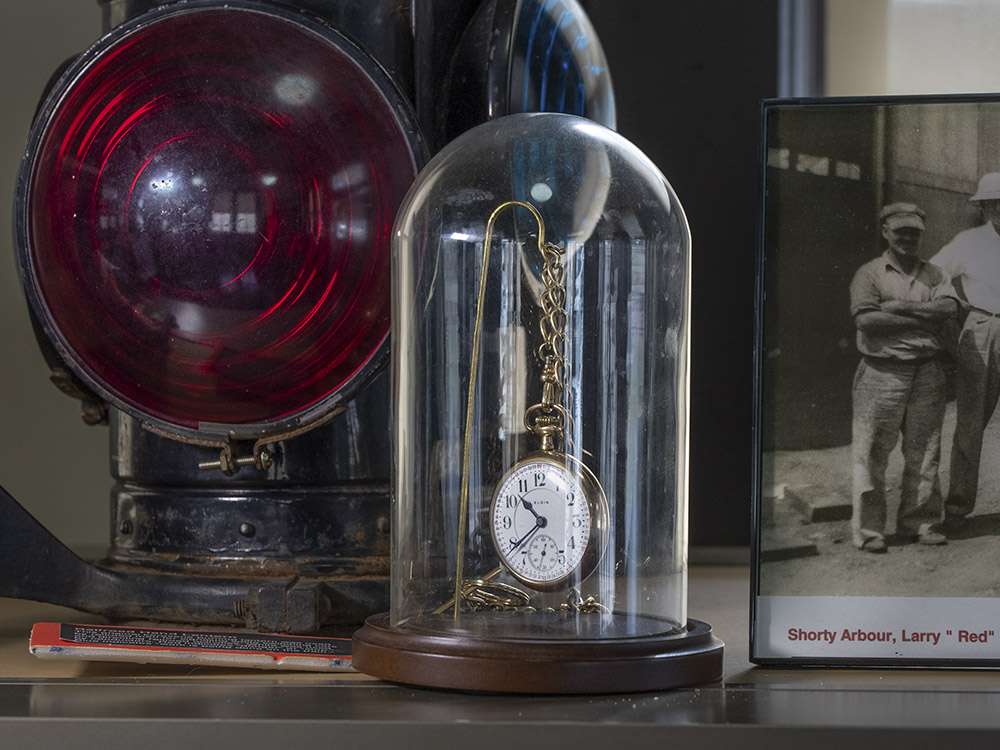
<box><xmin>353</xmin><ymin>113</ymin><xmax>722</xmax><ymax>692</ymax></box>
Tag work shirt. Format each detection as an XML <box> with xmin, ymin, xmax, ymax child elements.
<box><xmin>849</xmin><ymin>250</ymin><xmax>956</xmax><ymax>360</ymax></box>
<box><xmin>932</xmin><ymin>222</ymin><xmax>1000</xmax><ymax>314</ymax></box>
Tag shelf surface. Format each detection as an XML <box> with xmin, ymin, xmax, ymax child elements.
<box><xmin>3</xmin><ymin>565</ymin><xmax>1000</xmax><ymax>749</ymax></box>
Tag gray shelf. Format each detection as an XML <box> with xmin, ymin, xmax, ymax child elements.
<box><xmin>3</xmin><ymin>566</ymin><xmax>1000</xmax><ymax>749</ymax></box>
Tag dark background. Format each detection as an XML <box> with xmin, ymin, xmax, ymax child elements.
<box><xmin>0</xmin><ymin>0</ymin><xmax>785</xmax><ymax>551</ymax></box>
<box><xmin>583</xmin><ymin>1</ymin><xmax>782</xmax><ymax>547</ymax></box>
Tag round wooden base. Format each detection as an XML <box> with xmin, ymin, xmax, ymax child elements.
<box><xmin>352</xmin><ymin>613</ymin><xmax>724</xmax><ymax>694</ymax></box>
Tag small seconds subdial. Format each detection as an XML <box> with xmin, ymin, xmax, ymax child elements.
<box><xmin>490</xmin><ymin>455</ymin><xmax>596</xmax><ymax>588</ymax></box>
<box><xmin>527</xmin><ymin>534</ymin><xmax>559</xmax><ymax>572</ymax></box>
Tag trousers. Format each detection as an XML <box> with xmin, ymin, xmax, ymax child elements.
<box><xmin>852</xmin><ymin>357</ymin><xmax>945</xmax><ymax>547</ymax></box>
<box><xmin>946</xmin><ymin>312</ymin><xmax>1000</xmax><ymax>517</ymax></box>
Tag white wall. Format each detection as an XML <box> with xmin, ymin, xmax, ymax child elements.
<box><xmin>826</xmin><ymin>0</ymin><xmax>889</xmax><ymax>96</ymax></box>
<box><xmin>828</xmin><ymin>0</ymin><xmax>1000</xmax><ymax>96</ymax></box>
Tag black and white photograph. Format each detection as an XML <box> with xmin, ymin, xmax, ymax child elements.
<box><xmin>754</xmin><ymin>96</ymin><xmax>1000</xmax><ymax>665</ymax></box>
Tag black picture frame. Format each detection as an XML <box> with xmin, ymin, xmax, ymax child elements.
<box><xmin>752</xmin><ymin>94</ymin><xmax>1000</xmax><ymax>667</ymax></box>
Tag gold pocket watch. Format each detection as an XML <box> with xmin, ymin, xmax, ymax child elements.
<box><xmin>453</xmin><ymin>200</ymin><xmax>609</xmax><ymax>608</ymax></box>
<box><xmin>491</xmin><ymin>452</ymin><xmax>607</xmax><ymax>590</ymax></box>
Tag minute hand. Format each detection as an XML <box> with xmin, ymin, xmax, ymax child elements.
<box><xmin>509</xmin><ymin>515</ymin><xmax>547</xmax><ymax>550</ymax></box>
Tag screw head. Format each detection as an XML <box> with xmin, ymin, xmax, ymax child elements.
<box><xmin>239</xmin><ymin>522</ymin><xmax>256</xmax><ymax>538</ymax></box>
<box><xmin>258</xmin><ymin>448</ymin><xmax>274</xmax><ymax>469</ymax></box>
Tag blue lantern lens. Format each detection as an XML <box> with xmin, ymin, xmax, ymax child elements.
<box><xmin>438</xmin><ymin>0</ymin><xmax>614</xmax><ymax>146</ymax></box>
<box><xmin>510</xmin><ymin>0</ymin><xmax>616</xmax><ymax>129</ymax></box>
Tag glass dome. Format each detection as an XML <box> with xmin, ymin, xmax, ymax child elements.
<box><xmin>353</xmin><ymin>113</ymin><xmax>722</xmax><ymax>693</ymax></box>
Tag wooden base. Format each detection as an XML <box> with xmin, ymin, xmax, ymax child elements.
<box><xmin>352</xmin><ymin>612</ymin><xmax>724</xmax><ymax>694</ymax></box>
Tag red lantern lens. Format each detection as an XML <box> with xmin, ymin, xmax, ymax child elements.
<box><xmin>19</xmin><ymin>3</ymin><xmax>420</xmax><ymax>436</ymax></box>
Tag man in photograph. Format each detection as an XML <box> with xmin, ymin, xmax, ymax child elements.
<box><xmin>932</xmin><ymin>172</ymin><xmax>1000</xmax><ymax>527</ymax></box>
<box><xmin>849</xmin><ymin>203</ymin><xmax>959</xmax><ymax>553</ymax></box>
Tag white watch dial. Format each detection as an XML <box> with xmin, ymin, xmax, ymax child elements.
<box><xmin>491</xmin><ymin>458</ymin><xmax>592</xmax><ymax>587</ymax></box>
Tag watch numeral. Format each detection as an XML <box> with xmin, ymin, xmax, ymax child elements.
<box><xmin>567</xmin><ymin>492</ymin><xmax>575</xmax><ymax>506</ymax></box>
<box><xmin>534</xmin><ymin>472</ymin><xmax>546</xmax><ymax>487</ymax></box>
<box><xmin>518</xmin><ymin>478</ymin><xmax>529</xmax><ymax>493</ymax></box>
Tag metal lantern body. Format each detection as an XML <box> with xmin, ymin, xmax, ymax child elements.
<box><xmin>4</xmin><ymin>0</ymin><xmax>617</xmax><ymax>634</ymax></box>
<box><xmin>354</xmin><ymin>113</ymin><xmax>723</xmax><ymax>692</ymax></box>
<box><xmin>6</xmin><ymin>0</ymin><xmax>421</xmax><ymax>632</ymax></box>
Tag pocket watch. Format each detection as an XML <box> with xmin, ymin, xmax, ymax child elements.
<box><xmin>491</xmin><ymin>451</ymin><xmax>607</xmax><ymax>590</ymax></box>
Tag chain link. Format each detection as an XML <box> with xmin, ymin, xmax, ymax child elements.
<box><xmin>460</xmin><ymin>582</ymin><xmax>610</xmax><ymax>615</ymax></box>
<box><xmin>537</xmin><ymin>240</ymin><xmax>568</xmax><ymax>397</ymax></box>
<box><xmin>527</xmin><ymin>240</ymin><xmax>569</xmax><ymax>451</ymax></box>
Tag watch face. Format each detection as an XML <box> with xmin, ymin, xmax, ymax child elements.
<box><xmin>490</xmin><ymin>454</ymin><xmax>606</xmax><ymax>589</ymax></box>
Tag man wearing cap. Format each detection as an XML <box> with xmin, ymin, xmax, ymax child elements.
<box><xmin>849</xmin><ymin>202</ymin><xmax>959</xmax><ymax>552</ymax></box>
<box><xmin>932</xmin><ymin>172</ymin><xmax>1000</xmax><ymax>525</ymax></box>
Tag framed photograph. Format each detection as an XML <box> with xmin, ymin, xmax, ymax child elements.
<box><xmin>752</xmin><ymin>95</ymin><xmax>1000</xmax><ymax>666</ymax></box>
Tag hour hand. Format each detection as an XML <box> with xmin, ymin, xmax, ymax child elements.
<box><xmin>520</xmin><ymin>496</ymin><xmax>540</xmax><ymax>519</ymax></box>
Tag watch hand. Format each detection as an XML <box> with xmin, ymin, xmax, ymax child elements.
<box><xmin>509</xmin><ymin>520</ymin><xmax>543</xmax><ymax>550</ymax></box>
<box><xmin>520</xmin><ymin>496</ymin><xmax>541</xmax><ymax>520</ymax></box>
